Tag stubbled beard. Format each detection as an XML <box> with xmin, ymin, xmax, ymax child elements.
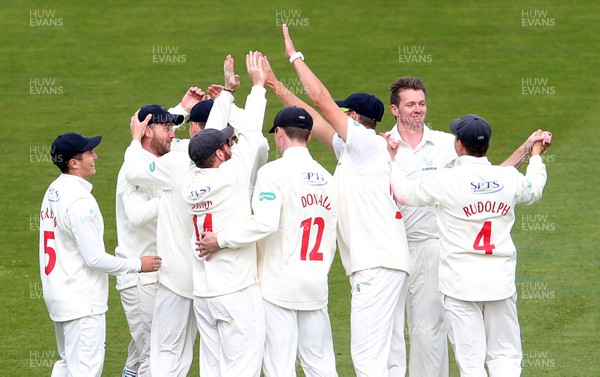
<box><xmin>151</xmin><ymin>138</ymin><xmax>170</xmax><ymax>156</ymax></box>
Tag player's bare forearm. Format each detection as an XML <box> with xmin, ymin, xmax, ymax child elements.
<box><xmin>263</xmin><ymin>56</ymin><xmax>335</xmax><ymax>150</ymax></box>
<box><xmin>501</xmin><ymin>129</ymin><xmax>552</xmax><ymax>168</ymax></box>
<box><xmin>282</xmin><ymin>24</ymin><xmax>349</xmax><ymax>141</ymax></box>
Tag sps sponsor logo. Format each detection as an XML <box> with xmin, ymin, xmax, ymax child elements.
<box><xmin>303</xmin><ymin>171</ymin><xmax>328</xmax><ymax>186</ymax></box>
<box><xmin>47</xmin><ymin>187</ymin><xmax>60</xmax><ymax>202</ymax></box>
<box><xmin>188</xmin><ymin>186</ymin><xmax>211</xmax><ymax>201</ymax></box>
<box><xmin>470</xmin><ymin>180</ymin><xmax>504</xmax><ymax>194</ymax></box>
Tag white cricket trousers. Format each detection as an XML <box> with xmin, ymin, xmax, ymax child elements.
<box><xmin>262</xmin><ymin>300</ymin><xmax>338</xmax><ymax>377</ymax></box>
<box><xmin>51</xmin><ymin>314</ymin><xmax>106</xmax><ymax>377</ymax></box>
<box><xmin>193</xmin><ymin>284</ymin><xmax>265</xmax><ymax>377</ymax></box>
<box><xmin>389</xmin><ymin>239</ymin><xmax>449</xmax><ymax>377</ymax></box>
<box><xmin>349</xmin><ymin>267</ymin><xmax>408</xmax><ymax>377</ymax></box>
<box><xmin>150</xmin><ymin>283</ymin><xmax>197</xmax><ymax>377</ymax></box>
<box><xmin>443</xmin><ymin>294</ymin><xmax>522</xmax><ymax>377</ymax></box>
<box><xmin>119</xmin><ymin>280</ymin><xmax>157</xmax><ymax>377</ymax></box>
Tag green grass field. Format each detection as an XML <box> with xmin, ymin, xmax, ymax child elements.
<box><xmin>2</xmin><ymin>1</ymin><xmax>599</xmax><ymax>376</ymax></box>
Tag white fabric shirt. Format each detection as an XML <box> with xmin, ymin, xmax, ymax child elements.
<box><xmin>182</xmin><ymin>86</ymin><xmax>267</xmax><ymax>298</ymax></box>
<box><xmin>391</xmin><ymin>155</ymin><xmax>547</xmax><ymax>301</ymax></box>
<box><xmin>39</xmin><ymin>174</ymin><xmax>140</xmax><ymax>322</ymax></box>
<box><xmin>387</xmin><ymin>124</ymin><xmax>457</xmax><ymax>242</ymax></box>
<box><xmin>123</xmin><ymin>138</ymin><xmax>195</xmax><ymax>299</ymax></box>
<box><xmin>115</xmin><ymin>147</ymin><xmax>159</xmax><ymax>291</ymax></box>
<box><xmin>331</xmin><ymin>117</ymin><xmax>410</xmax><ymax>276</ymax></box>
<box><xmin>218</xmin><ymin>146</ymin><xmax>337</xmax><ymax>310</ymax></box>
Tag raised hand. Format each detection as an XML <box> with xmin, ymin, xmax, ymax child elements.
<box><xmin>282</xmin><ymin>24</ymin><xmax>298</xmax><ymax>59</ymax></box>
<box><xmin>246</xmin><ymin>50</ymin><xmax>266</xmax><ymax>87</ymax></box>
<box><xmin>262</xmin><ymin>55</ymin><xmax>279</xmax><ymax>89</ymax></box>
<box><xmin>180</xmin><ymin>86</ymin><xmax>206</xmax><ymax>113</ymax></box>
<box><xmin>224</xmin><ymin>54</ymin><xmax>240</xmax><ymax>91</ymax></box>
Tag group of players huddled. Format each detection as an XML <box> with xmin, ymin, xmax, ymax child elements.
<box><xmin>39</xmin><ymin>25</ymin><xmax>551</xmax><ymax>377</ymax></box>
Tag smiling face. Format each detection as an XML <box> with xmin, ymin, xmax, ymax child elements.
<box><xmin>390</xmin><ymin>89</ymin><xmax>427</xmax><ymax>130</ymax></box>
<box><xmin>69</xmin><ymin>149</ymin><xmax>98</xmax><ymax>179</ymax></box>
<box><xmin>149</xmin><ymin>122</ymin><xmax>176</xmax><ymax>156</ymax></box>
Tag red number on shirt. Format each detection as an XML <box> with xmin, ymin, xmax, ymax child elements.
<box><xmin>44</xmin><ymin>231</ymin><xmax>56</xmax><ymax>275</ymax></box>
<box><xmin>473</xmin><ymin>221</ymin><xmax>495</xmax><ymax>255</ymax></box>
<box><xmin>300</xmin><ymin>217</ymin><xmax>324</xmax><ymax>261</ymax></box>
<box><xmin>193</xmin><ymin>214</ymin><xmax>213</xmax><ymax>241</ymax></box>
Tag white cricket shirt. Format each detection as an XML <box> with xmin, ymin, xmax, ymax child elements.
<box><xmin>391</xmin><ymin>155</ymin><xmax>547</xmax><ymax>301</ymax></box>
<box><xmin>219</xmin><ymin>147</ymin><xmax>337</xmax><ymax>310</ymax></box>
<box><xmin>39</xmin><ymin>174</ymin><xmax>140</xmax><ymax>322</ymax></box>
<box><xmin>182</xmin><ymin>86</ymin><xmax>267</xmax><ymax>298</ymax></box>
<box><xmin>331</xmin><ymin>117</ymin><xmax>410</xmax><ymax>276</ymax></box>
<box><xmin>387</xmin><ymin>124</ymin><xmax>457</xmax><ymax>242</ymax></box>
<box><xmin>115</xmin><ymin>147</ymin><xmax>160</xmax><ymax>291</ymax></box>
<box><xmin>123</xmin><ymin>138</ymin><xmax>196</xmax><ymax>299</ymax></box>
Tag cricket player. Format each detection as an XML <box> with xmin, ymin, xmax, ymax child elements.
<box><xmin>181</xmin><ymin>50</ymin><xmax>268</xmax><ymax>377</ymax></box>
<box><xmin>124</xmin><ymin>101</ymin><xmax>201</xmax><ymax>376</ymax></box>
<box><xmin>116</xmin><ymin>97</ymin><xmax>201</xmax><ymax>377</ymax></box>
<box><xmin>386</xmin><ymin>77</ymin><xmax>555</xmax><ymax>377</ymax></box>
<box><xmin>280</xmin><ymin>25</ymin><xmax>411</xmax><ymax>376</ymax></box>
<box><xmin>198</xmin><ymin>106</ymin><xmax>338</xmax><ymax>377</ymax></box>
<box><xmin>39</xmin><ymin>132</ymin><xmax>161</xmax><ymax>377</ymax></box>
<box><xmin>389</xmin><ymin>114</ymin><xmax>551</xmax><ymax>376</ymax></box>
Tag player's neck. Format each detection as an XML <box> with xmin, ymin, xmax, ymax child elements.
<box><xmin>396</xmin><ymin>122</ymin><xmax>424</xmax><ymax>149</ymax></box>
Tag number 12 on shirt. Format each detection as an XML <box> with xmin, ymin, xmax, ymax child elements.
<box><xmin>300</xmin><ymin>217</ymin><xmax>324</xmax><ymax>261</ymax></box>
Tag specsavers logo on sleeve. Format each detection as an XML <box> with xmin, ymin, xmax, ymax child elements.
<box><xmin>259</xmin><ymin>192</ymin><xmax>276</xmax><ymax>201</ymax></box>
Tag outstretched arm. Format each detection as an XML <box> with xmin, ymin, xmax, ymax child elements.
<box><xmin>281</xmin><ymin>24</ymin><xmax>350</xmax><ymax>141</ymax></box>
<box><xmin>500</xmin><ymin>130</ymin><xmax>552</xmax><ymax>168</ymax></box>
<box><xmin>263</xmin><ymin>55</ymin><xmax>335</xmax><ymax>150</ymax></box>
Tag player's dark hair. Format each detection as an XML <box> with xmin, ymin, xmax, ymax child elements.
<box><xmin>355</xmin><ymin>113</ymin><xmax>377</xmax><ymax>129</ymax></box>
<box><xmin>281</xmin><ymin>127</ymin><xmax>310</xmax><ymax>142</ymax></box>
<box><xmin>389</xmin><ymin>77</ymin><xmax>427</xmax><ymax>106</ymax></box>
<box><xmin>53</xmin><ymin>153</ymin><xmax>80</xmax><ymax>173</ymax></box>
<box><xmin>462</xmin><ymin>142</ymin><xmax>489</xmax><ymax>157</ymax></box>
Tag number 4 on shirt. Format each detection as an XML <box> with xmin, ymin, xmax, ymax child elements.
<box><xmin>473</xmin><ymin>221</ymin><xmax>496</xmax><ymax>255</ymax></box>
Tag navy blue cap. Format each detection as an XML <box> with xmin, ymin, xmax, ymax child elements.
<box><xmin>188</xmin><ymin>100</ymin><xmax>214</xmax><ymax>123</ymax></box>
<box><xmin>335</xmin><ymin>93</ymin><xmax>384</xmax><ymax>122</ymax></box>
<box><xmin>268</xmin><ymin>106</ymin><xmax>313</xmax><ymax>133</ymax></box>
<box><xmin>450</xmin><ymin>114</ymin><xmax>492</xmax><ymax>148</ymax></box>
<box><xmin>188</xmin><ymin>127</ymin><xmax>235</xmax><ymax>164</ymax></box>
<box><xmin>50</xmin><ymin>132</ymin><xmax>102</xmax><ymax>164</ymax></box>
<box><xmin>138</xmin><ymin>104</ymin><xmax>184</xmax><ymax>125</ymax></box>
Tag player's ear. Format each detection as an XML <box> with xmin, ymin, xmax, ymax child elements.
<box><xmin>390</xmin><ymin>104</ymin><xmax>400</xmax><ymax>117</ymax></box>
